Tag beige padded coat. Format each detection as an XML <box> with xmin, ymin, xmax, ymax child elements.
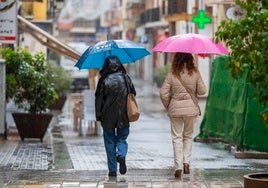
<box><xmin>160</xmin><ymin>70</ymin><xmax>207</xmax><ymax>117</ymax></box>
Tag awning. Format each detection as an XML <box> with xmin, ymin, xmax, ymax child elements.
<box><xmin>164</xmin><ymin>14</ymin><xmax>192</xmax><ymax>22</ymax></box>
<box><xmin>17</xmin><ymin>15</ymin><xmax>81</xmax><ymax>60</ymax></box>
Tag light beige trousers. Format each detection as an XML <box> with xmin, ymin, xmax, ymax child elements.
<box><xmin>170</xmin><ymin>116</ymin><xmax>196</xmax><ymax>170</ymax></box>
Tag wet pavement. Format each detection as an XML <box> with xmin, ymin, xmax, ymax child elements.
<box><xmin>0</xmin><ymin>78</ymin><xmax>267</xmax><ymax>188</ymax></box>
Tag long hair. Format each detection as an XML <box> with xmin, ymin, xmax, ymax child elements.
<box><xmin>171</xmin><ymin>52</ymin><xmax>197</xmax><ymax>76</ymax></box>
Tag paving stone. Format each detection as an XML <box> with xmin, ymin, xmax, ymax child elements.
<box><xmin>79</xmin><ymin>181</ymin><xmax>98</xmax><ymax>187</ymax></box>
<box><xmin>221</xmin><ymin>180</ymin><xmax>244</xmax><ymax>188</ymax></box>
<box><xmin>0</xmin><ymin>142</ymin><xmax>17</xmax><ymax>166</ymax></box>
<box><xmin>114</xmin><ymin>182</ymin><xmax>129</xmax><ymax>188</ymax></box>
<box><xmin>151</xmin><ymin>181</ymin><xmax>171</xmax><ymax>187</ymax></box>
<box><xmin>4</xmin><ymin>185</ymin><xmax>25</xmax><ymax>188</ymax></box>
<box><xmin>133</xmin><ymin>181</ymin><xmax>152</xmax><ymax>187</ymax></box>
<box><xmin>62</xmin><ymin>181</ymin><xmax>80</xmax><ymax>187</ymax></box>
<box><xmin>206</xmin><ymin>181</ymin><xmax>225</xmax><ymax>188</ymax></box>
<box><xmin>170</xmin><ymin>181</ymin><xmax>189</xmax><ymax>188</ymax></box>
<box><xmin>42</xmin><ymin>183</ymin><xmax>61</xmax><ymax>188</ymax></box>
<box><xmin>1</xmin><ymin>141</ymin><xmax>53</xmax><ymax>171</ymax></box>
<box><xmin>102</xmin><ymin>182</ymin><xmax>116</xmax><ymax>188</ymax></box>
<box><xmin>24</xmin><ymin>184</ymin><xmax>43</xmax><ymax>188</ymax></box>
<box><xmin>187</xmin><ymin>181</ymin><xmax>208</xmax><ymax>188</ymax></box>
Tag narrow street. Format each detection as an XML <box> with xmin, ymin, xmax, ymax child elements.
<box><xmin>1</xmin><ymin>78</ymin><xmax>267</xmax><ymax>187</ymax></box>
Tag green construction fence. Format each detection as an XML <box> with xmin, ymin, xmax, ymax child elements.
<box><xmin>197</xmin><ymin>56</ymin><xmax>268</xmax><ymax>152</ymax></box>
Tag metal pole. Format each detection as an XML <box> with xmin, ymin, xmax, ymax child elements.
<box><xmin>0</xmin><ymin>59</ymin><xmax>6</xmax><ymax>139</ymax></box>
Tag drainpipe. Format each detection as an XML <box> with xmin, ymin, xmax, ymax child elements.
<box><xmin>0</xmin><ymin>59</ymin><xmax>6</xmax><ymax>139</ymax></box>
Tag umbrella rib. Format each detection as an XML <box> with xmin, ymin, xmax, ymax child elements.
<box><xmin>121</xmin><ymin>48</ymin><xmax>136</xmax><ymax>63</ymax></box>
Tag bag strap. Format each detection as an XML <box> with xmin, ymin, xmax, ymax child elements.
<box><xmin>123</xmin><ymin>73</ymin><xmax>130</xmax><ymax>94</ymax></box>
<box><xmin>176</xmin><ymin>75</ymin><xmax>199</xmax><ymax>106</ymax></box>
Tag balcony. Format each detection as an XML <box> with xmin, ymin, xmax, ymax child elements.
<box><xmin>139</xmin><ymin>7</ymin><xmax>160</xmax><ymax>25</ymax></box>
<box><xmin>167</xmin><ymin>0</ymin><xmax>187</xmax><ymax>15</ymax></box>
<box><xmin>127</xmin><ymin>0</ymin><xmax>144</xmax><ymax>8</ymax></box>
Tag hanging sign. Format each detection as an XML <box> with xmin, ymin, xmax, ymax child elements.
<box><xmin>0</xmin><ymin>0</ymin><xmax>17</xmax><ymax>44</ymax></box>
<box><xmin>192</xmin><ymin>10</ymin><xmax>212</xmax><ymax>29</ymax></box>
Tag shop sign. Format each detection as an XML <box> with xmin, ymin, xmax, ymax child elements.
<box><xmin>192</xmin><ymin>10</ymin><xmax>212</xmax><ymax>29</ymax></box>
<box><xmin>0</xmin><ymin>0</ymin><xmax>17</xmax><ymax>44</ymax></box>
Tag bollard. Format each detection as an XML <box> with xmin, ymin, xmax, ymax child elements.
<box><xmin>73</xmin><ymin>100</ymin><xmax>82</xmax><ymax>132</ymax></box>
<box><xmin>87</xmin><ymin>121</ymin><xmax>102</xmax><ymax>136</ymax></box>
<box><xmin>0</xmin><ymin>59</ymin><xmax>6</xmax><ymax>139</ymax></box>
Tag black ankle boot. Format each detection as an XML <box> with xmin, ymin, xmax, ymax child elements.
<box><xmin>117</xmin><ymin>156</ymin><xmax>127</xmax><ymax>175</ymax></box>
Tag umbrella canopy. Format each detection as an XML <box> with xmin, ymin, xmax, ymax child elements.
<box><xmin>75</xmin><ymin>39</ymin><xmax>151</xmax><ymax>69</ymax></box>
<box><xmin>152</xmin><ymin>33</ymin><xmax>229</xmax><ymax>56</ymax></box>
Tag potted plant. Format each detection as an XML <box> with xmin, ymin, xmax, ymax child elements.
<box><xmin>47</xmin><ymin>61</ymin><xmax>73</xmax><ymax>111</ymax></box>
<box><xmin>244</xmin><ymin>173</ymin><xmax>268</xmax><ymax>188</ymax></box>
<box><xmin>1</xmin><ymin>48</ymin><xmax>58</xmax><ymax>141</ymax></box>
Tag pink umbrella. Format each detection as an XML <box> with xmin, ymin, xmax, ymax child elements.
<box><xmin>152</xmin><ymin>33</ymin><xmax>229</xmax><ymax>56</ymax></box>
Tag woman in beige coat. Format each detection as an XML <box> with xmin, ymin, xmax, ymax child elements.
<box><xmin>160</xmin><ymin>52</ymin><xmax>207</xmax><ymax>179</ymax></box>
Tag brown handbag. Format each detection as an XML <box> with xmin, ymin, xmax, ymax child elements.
<box><xmin>177</xmin><ymin>76</ymin><xmax>201</xmax><ymax>116</ymax></box>
<box><xmin>124</xmin><ymin>74</ymin><xmax>140</xmax><ymax>122</ymax></box>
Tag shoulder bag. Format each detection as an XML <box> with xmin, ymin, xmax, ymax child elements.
<box><xmin>123</xmin><ymin>74</ymin><xmax>140</xmax><ymax>122</ymax></box>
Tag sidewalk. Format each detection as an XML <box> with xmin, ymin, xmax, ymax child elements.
<box><xmin>0</xmin><ymin>79</ymin><xmax>267</xmax><ymax>188</ymax></box>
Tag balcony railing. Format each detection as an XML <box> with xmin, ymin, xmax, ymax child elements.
<box><xmin>139</xmin><ymin>7</ymin><xmax>160</xmax><ymax>25</ymax></box>
<box><xmin>167</xmin><ymin>0</ymin><xmax>187</xmax><ymax>15</ymax></box>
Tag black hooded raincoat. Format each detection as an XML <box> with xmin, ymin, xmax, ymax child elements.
<box><xmin>95</xmin><ymin>57</ymin><xmax>136</xmax><ymax>129</ymax></box>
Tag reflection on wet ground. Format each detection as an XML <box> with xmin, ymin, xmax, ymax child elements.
<box><xmin>1</xmin><ymin>79</ymin><xmax>267</xmax><ymax>187</ymax></box>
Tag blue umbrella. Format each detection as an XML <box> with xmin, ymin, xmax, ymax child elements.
<box><xmin>75</xmin><ymin>39</ymin><xmax>151</xmax><ymax>69</ymax></box>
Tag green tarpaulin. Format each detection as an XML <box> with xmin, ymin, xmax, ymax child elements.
<box><xmin>198</xmin><ymin>56</ymin><xmax>268</xmax><ymax>152</ymax></box>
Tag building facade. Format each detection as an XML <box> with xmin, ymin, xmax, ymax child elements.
<box><xmin>18</xmin><ymin>0</ymin><xmax>235</xmax><ymax>85</ymax></box>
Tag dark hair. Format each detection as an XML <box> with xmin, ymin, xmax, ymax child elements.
<box><xmin>104</xmin><ymin>55</ymin><xmax>121</xmax><ymax>68</ymax></box>
<box><xmin>100</xmin><ymin>55</ymin><xmax>126</xmax><ymax>76</ymax></box>
<box><xmin>171</xmin><ymin>52</ymin><xmax>197</xmax><ymax>76</ymax></box>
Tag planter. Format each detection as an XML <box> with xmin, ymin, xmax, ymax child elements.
<box><xmin>12</xmin><ymin>113</ymin><xmax>53</xmax><ymax>142</ymax></box>
<box><xmin>48</xmin><ymin>96</ymin><xmax>67</xmax><ymax>111</ymax></box>
<box><xmin>244</xmin><ymin>173</ymin><xmax>268</xmax><ymax>188</ymax></box>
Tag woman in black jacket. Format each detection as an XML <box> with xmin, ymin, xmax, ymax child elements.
<box><xmin>95</xmin><ymin>55</ymin><xmax>136</xmax><ymax>177</ymax></box>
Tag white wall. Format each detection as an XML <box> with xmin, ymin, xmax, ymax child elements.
<box><xmin>20</xmin><ymin>33</ymin><xmax>47</xmax><ymax>55</ymax></box>
<box><xmin>60</xmin><ymin>42</ymin><xmax>89</xmax><ymax>79</ymax></box>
